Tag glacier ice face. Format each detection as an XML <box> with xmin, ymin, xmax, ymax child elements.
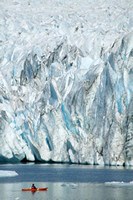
<box><xmin>0</xmin><ymin>0</ymin><xmax>133</xmax><ymax>165</ymax></box>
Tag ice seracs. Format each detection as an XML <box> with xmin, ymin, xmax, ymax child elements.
<box><xmin>0</xmin><ymin>0</ymin><xmax>133</xmax><ymax>165</ymax></box>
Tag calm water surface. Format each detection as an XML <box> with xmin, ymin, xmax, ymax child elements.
<box><xmin>0</xmin><ymin>164</ymin><xmax>133</xmax><ymax>200</ymax></box>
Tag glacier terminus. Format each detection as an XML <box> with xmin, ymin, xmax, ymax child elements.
<box><xmin>0</xmin><ymin>0</ymin><xmax>133</xmax><ymax>166</ymax></box>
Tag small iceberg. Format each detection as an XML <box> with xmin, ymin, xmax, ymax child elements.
<box><xmin>105</xmin><ymin>181</ymin><xmax>133</xmax><ymax>186</ymax></box>
<box><xmin>61</xmin><ymin>183</ymin><xmax>78</xmax><ymax>189</ymax></box>
<box><xmin>0</xmin><ymin>170</ymin><xmax>18</xmax><ymax>177</ymax></box>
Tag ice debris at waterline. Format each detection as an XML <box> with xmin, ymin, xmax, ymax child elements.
<box><xmin>105</xmin><ymin>182</ymin><xmax>133</xmax><ymax>186</ymax></box>
<box><xmin>0</xmin><ymin>0</ymin><xmax>133</xmax><ymax>166</ymax></box>
<box><xmin>0</xmin><ymin>171</ymin><xmax>18</xmax><ymax>177</ymax></box>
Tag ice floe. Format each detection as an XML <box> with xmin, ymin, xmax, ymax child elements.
<box><xmin>0</xmin><ymin>170</ymin><xmax>18</xmax><ymax>177</ymax></box>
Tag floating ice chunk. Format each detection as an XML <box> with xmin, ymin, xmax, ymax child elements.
<box><xmin>105</xmin><ymin>181</ymin><xmax>124</xmax><ymax>185</ymax></box>
<box><xmin>61</xmin><ymin>183</ymin><xmax>77</xmax><ymax>188</ymax></box>
<box><xmin>105</xmin><ymin>181</ymin><xmax>133</xmax><ymax>186</ymax></box>
<box><xmin>61</xmin><ymin>183</ymin><xmax>68</xmax><ymax>187</ymax></box>
<box><xmin>0</xmin><ymin>170</ymin><xmax>18</xmax><ymax>177</ymax></box>
<box><xmin>70</xmin><ymin>183</ymin><xmax>78</xmax><ymax>189</ymax></box>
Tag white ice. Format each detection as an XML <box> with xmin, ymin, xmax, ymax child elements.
<box><xmin>0</xmin><ymin>0</ymin><xmax>133</xmax><ymax>166</ymax></box>
<box><xmin>0</xmin><ymin>170</ymin><xmax>18</xmax><ymax>177</ymax></box>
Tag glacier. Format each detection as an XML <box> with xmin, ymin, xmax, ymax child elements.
<box><xmin>0</xmin><ymin>0</ymin><xmax>133</xmax><ymax>166</ymax></box>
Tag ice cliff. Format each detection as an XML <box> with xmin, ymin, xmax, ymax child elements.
<box><xmin>0</xmin><ymin>0</ymin><xmax>133</xmax><ymax>165</ymax></box>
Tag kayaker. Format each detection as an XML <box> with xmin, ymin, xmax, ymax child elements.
<box><xmin>31</xmin><ymin>183</ymin><xmax>37</xmax><ymax>189</ymax></box>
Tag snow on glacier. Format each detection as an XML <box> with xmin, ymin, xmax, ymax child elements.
<box><xmin>0</xmin><ymin>0</ymin><xmax>133</xmax><ymax>165</ymax></box>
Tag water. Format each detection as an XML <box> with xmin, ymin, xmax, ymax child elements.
<box><xmin>0</xmin><ymin>164</ymin><xmax>133</xmax><ymax>200</ymax></box>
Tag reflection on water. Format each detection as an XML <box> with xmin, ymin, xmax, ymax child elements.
<box><xmin>1</xmin><ymin>182</ymin><xmax>133</xmax><ymax>200</ymax></box>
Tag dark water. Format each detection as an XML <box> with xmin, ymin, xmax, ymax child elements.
<box><xmin>1</xmin><ymin>163</ymin><xmax>133</xmax><ymax>183</ymax></box>
<box><xmin>0</xmin><ymin>164</ymin><xmax>133</xmax><ymax>200</ymax></box>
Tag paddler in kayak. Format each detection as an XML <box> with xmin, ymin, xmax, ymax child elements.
<box><xmin>31</xmin><ymin>183</ymin><xmax>37</xmax><ymax>189</ymax></box>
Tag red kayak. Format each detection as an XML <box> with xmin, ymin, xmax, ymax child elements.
<box><xmin>22</xmin><ymin>187</ymin><xmax>48</xmax><ymax>192</ymax></box>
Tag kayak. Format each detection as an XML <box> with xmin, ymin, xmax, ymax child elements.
<box><xmin>22</xmin><ymin>187</ymin><xmax>48</xmax><ymax>192</ymax></box>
